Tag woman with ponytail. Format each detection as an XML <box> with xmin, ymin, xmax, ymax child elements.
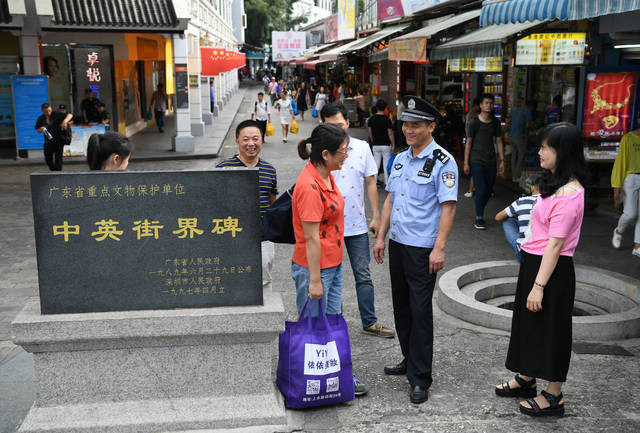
<box><xmin>291</xmin><ymin>123</ymin><xmax>367</xmax><ymax>396</ymax></box>
<box><xmin>86</xmin><ymin>131</ymin><xmax>133</xmax><ymax>170</ymax></box>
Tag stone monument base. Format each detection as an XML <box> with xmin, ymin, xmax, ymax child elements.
<box><xmin>12</xmin><ymin>292</ymin><xmax>286</xmax><ymax>432</ymax></box>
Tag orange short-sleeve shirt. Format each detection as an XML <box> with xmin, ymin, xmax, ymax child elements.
<box><xmin>292</xmin><ymin>162</ymin><xmax>345</xmax><ymax>269</ymax></box>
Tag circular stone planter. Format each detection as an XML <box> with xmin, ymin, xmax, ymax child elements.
<box><xmin>437</xmin><ymin>261</ymin><xmax>640</xmax><ymax>340</ymax></box>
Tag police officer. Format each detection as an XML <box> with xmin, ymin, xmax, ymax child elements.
<box><xmin>373</xmin><ymin>95</ymin><xmax>458</xmax><ymax>404</ymax></box>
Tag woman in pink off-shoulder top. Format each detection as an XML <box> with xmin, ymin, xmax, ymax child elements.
<box><xmin>494</xmin><ymin>123</ymin><xmax>590</xmax><ymax>418</ymax></box>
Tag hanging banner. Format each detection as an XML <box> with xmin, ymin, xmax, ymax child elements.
<box><xmin>389</xmin><ymin>38</ymin><xmax>427</xmax><ymax>62</ymax></box>
<box><xmin>516</xmin><ymin>33</ymin><xmax>586</xmax><ymax>66</ymax></box>
<box><xmin>337</xmin><ymin>0</ymin><xmax>356</xmax><ymax>41</ymax></box>
<box><xmin>325</xmin><ymin>15</ymin><xmax>338</xmax><ymax>43</ymax></box>
<box><xmin>272</xmin><ymin>32</ymin><xmax>306</xmax><ymax>62</ymax></box>
<box><xmin>582</xmin><ymin>71</ymin><xmax>639</xmax><ymax>141</ymax></box>
<box><xmin>201</xmin><ymin>48</ymin><xmax>226</xmax><ymax>76</ymax></box>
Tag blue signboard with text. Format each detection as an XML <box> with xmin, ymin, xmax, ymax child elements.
<box><xmin>12</xmin><ymin>75</ymin><xmax>49</xmax><ymax>150</ymax></box>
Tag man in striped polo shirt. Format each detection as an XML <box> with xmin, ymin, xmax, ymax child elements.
<box><xmin>495</xmin><ymin>174</ymin><xmax>540</xmax><ymax>262</ymax></box>
<box><xmin>217</xmin><ymin>119</ymin><xmax>278</xmax><ymax>291</ymax></box>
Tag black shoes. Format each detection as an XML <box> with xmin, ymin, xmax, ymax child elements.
<box><xmin>410</xmin><ymin>385</ymin><xmax>429</xmax><ymax>404</ymax></box>
<box><xmin>384</xmin><ymin>358</ymin><xmax>407</xmax><ymax>375</ymax></box>
<box><xmin>474</xmin><ymin>219</ymin><xmax>486</xmax><ymax>230</ymax></box>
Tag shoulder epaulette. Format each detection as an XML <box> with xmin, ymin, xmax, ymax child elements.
<box><xmin>433</xmin><ymin>149</ymin><xmax>450</xmax><ymax>164</ymax></box>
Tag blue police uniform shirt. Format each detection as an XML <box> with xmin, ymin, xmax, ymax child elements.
<box><xmin>385</xmin><ymin>139</ymin><xmax>458</xmax><ymax>248</ymax></box>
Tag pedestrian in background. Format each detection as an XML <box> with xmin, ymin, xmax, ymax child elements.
<box><xmin>87</xmin><ymin>131</ymin><xmax>133</xmax><ymax>171</ymax></box>
<box><xmin>510</xmin><ymin>100</ymin><xmax>535</xmax><ymax>183</ymax></box>
<box><xmin>217</xmin><ymin>120</ymin><xmax>278</xmax><ymax>292</ymax></box>
<box><xmin>273</xmin><ymin>91</ymin><xmax>294</xmax><ymax>142</ymax></box>
<box><xmin>314</xmin><ymin>86</ymin><xmax>328</xmax><ymax>120</ymax></box>
<box><xmin>611</xmin><ymin>113</ymin><xmax>640</xmax><ymax>258</ymax></box>
<box><xmin>297</xmin><ymin>81</ymin><xmax>308</xmax><ymax>121</ymax></box>
<box><xmin>464</xmin><ymin>97</ymin><xmax>481</xmax><ymax>198</ymax></box>
<box><xmin>268</xmin><ymin>78</ymin><xmax>278</xmax><ymax>104</ymax></box>
<box><xmin>496</xmin><ymin>122</ymin><xmax>588</xmax><ymax>418</ymax></box>
<box><xmin>368</xmin><ymin>99</ymin><xmax>395</xmax><ymax>186</ymax></box>
<box><xmin>149</xmin><ymin>83</ymin><xmax>168</xmax><ymax>133</ymax></box>
<box><xmin>322</xmin><ymin>102</ymin><xmax>396</xmax><ymax>338</ymax></box>
<box><xmin>464</xmin><ymin>93</ymin><xmax>505</xmax><ymax>230</ymax></box>
<box><xmin>251</xmin><ymin>91</ymin><xmax>271</xmax><ymax>141</ymax></box>
<box><xmin>292</xmin><ymin>123</ymin><xmax>367</xmax><ymax>397</ymax></box>
<box><xmin>81</xmin><ymin>88</ymin><xmax>100</xmax><ymax>124</ymax></box>
<box><xmin>374</xmin><ymin>96</ymin><xmax>458</xmax><ymax>404</ymax></box>
<box><xmin>35</xmin><ymin>103</ymin><xmax>73</xmax><ymax>171</ymax></box>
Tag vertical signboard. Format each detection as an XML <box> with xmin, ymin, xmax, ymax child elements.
<box><xmin>271</xmin><ymin>32</ymin><xmax>306</xmax><ymax>61</ymax></box>
<box><xmin>582</xmin><ymin>71</ymin><xmax>639</xmax><ymax>141</ymax></box>
<box><xmin>338</xmin><ymin>0</ymin><xmax>356</xmax><ymax>41</ymax></box>
<box><xmin>72</xmin><ymin>47</ymin><xmax>114</xmax><ymax>123</ymax></box>
<box><xmin>12</xmin><ymin>75</ymin><xmax>49</xmax><ymax>150</ymax></box>
<box><xmin>175</xmin><ymin>64</ymin><xmax>189</xmax><ymax>109</ymax></box>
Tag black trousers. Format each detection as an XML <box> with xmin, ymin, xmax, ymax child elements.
<box><xmin>256</xmin><ymin>119</ymin><xmax>267</xmax><ymax>140</ymax></box>
<box><xmin>389</xmin><ymin>239</ymin><xmax>436</xmax><ymax>388</ymax></box>
<box><xmin>44</xmin><ymin>141</ymin><xmax>63</xmax><ymax>171</ymax></box>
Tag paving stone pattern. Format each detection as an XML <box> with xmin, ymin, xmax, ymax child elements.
<box><xmin>1</xmin><ymin>83</ymin><xmax>639</xmax><ymax>432</ymax></box>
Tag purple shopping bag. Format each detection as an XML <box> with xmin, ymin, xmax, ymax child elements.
<box><xmin>276</xmin><ymin>297</ymin><xmax>355</xmax><ymax>408</ymax></box>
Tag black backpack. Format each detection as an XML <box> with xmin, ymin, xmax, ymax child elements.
<box><xmin>261</xmin><ymin>185</ymin><xmax>295</xmax><ymax>244</ymax></box>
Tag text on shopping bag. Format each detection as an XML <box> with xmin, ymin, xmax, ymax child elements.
<box><xmin>304</xmin><ymin>341</ymin><xmax>341</xmax><ymax>375</ymax></box>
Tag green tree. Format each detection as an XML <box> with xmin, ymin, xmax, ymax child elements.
<box><xmin>245</xmin><ymin>0</ymin><xmax>309</xmax><ymax>48</ymax></box>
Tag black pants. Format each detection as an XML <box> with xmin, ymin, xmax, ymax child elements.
<box><xmin>44</xmin><ymin>141</ymin><xmax>63</xmax><ymax>171</ymax></box>
<box><xmin>389</xmin><ymin>239</ymin><xmax>436</xmax><ymax>388</ymax></box>
<box><xmin>256</xmin><ymin>119</ymin><xmax>267</xmax><ymax>140</ymax></box>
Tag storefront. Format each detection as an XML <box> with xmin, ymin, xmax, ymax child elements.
<box><xmin>41</xmin><ymin>33</ymin><xmax>171</xmax><ymax>137</ymax></box>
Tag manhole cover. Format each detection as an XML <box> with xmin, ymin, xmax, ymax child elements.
<box><xmin>572</xmin><ymin>342</ymin><xmax>634</xmax><ymax>356</ymax></box>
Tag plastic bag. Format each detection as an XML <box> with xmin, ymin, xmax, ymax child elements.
<box><xmin>290</xmin><ymin>119</ymin><xmax>299</xmax><ymax>134</ymax></box>
<box><xmin>146</xmin><ymin>109</ymin><xmax>153</xmax><ymax>121</ymax></box>
<box><xmin>292</xmin><ymin>100</ymin><xmax>299</xmax><ymax>116</ymax></box>
<box><xmin>265</xmin><ymin>122</ymin><xmax>275</xmax><ymax>136</ymax></box>
<box><xmin>312</xmin><ymin>106</ymin><xmax>318</xmax><ymax>118</ymax></box>
<box><xmin>276</xmin><ymin>297</ymin><xmax>355</xmax><ymax>409</ymax></box>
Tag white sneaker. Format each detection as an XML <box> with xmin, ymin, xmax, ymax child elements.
<box><xmin>612</xmin><ymin>229</ymin><xmax>622</xmax><ymax>249</ymax></box>
<box><xmin>283</xmin><ymin>138</ymin><xmax>287</xmax><ymax>142</ymax></box>
<box><xmin>633</xmin><ymin>247</ymin><xmax>640</xmax><ymax>258</ymax></box>
<box><xmin>464</xmin><ymin>191</ymin><xmax>474</xmax><ymax>198</ymax></box>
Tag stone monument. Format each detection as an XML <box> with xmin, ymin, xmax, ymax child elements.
<box><xmin>12</xmin><ymin>170</ymin><xmax>286</xmax><ymax>432</ymax></box>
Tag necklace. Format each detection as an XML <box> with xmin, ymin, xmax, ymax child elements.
<box><xmin>590</xmin><ymin>72</ymin><xmax>634</xmax><ymax>114</ymax></box>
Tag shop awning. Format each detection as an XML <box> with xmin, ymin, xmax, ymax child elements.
<box><xmin>393</xmin><ymin>10</ymin><xmax>481</xmax><ymax>42</ymax></box>
<box><xmin>303</xmin><ymin>42</ymin><xmax>338</xmax><ymax>59</ymax></box>
<box><xmin>303</xmin><ymin>59</ymin><xmax>323</xmax><ymax>70</ymax></box>
<box><xmin>346</xmin><ymin>24</ymin><xmax>410</xmax><ymax>53</ymax></box>
<box><xmin>39</xmin><ymin>0</ymin><xmax>189</xmax><ymax>32</ymax></box>
<box><xmin>480</xmin><ymin>0</ymin><xmax>640</xmax><ymax>26</ymax></box>
<box><xmin>368</xmin><ymin>47</ymin><xmax>389</xmax><ymax>64</ymax></box>
<box><xmin>389</xmin><ymin>10</ymin><xmax>480</xmax><ymax>62</ymax></box>
<box><xmin>431</xmin><ymin>20</ymin><xmax>544</xmax><ymax>60</ymax></box>
<box><xmin>318</xmin><ymin>39</ymin><xmax>361</xmax><ymax>62</ymax></box>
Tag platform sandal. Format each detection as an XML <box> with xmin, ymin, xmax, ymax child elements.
<box><xmin>495</xmin><ymin>374</ymin><xmax>537</xmax><ymax>398</ymax></box>
<box><xmin>519</xmin><ymin>390</ymin><xmax>564</xmax><ymax>417</ymax></box>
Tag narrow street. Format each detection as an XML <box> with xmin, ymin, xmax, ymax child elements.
<box><xmin>1</xmin><ymin>83</ymin><xmax>639</xmax><ymax>432</ymax></box>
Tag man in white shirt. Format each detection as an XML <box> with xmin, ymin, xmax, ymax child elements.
<box><xmin>251</xmin><ymin>92</ymin><xmax>271</xmax><ymax>141</ymax></box>
<box><xmin>322</xmin><ymin>102</ymin><xmax>396</xmax><ymax>338</ymax></box>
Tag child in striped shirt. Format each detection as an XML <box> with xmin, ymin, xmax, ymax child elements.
<box><xmin>495</xmin><ymin>174</ymin><xmax>541</xmax><ymax>262</ymax></box>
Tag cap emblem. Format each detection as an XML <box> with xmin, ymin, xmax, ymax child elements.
<box><xmin>408</xmin><ymin>99</ymin><xmax>416</xmax><ymax>110</ymax></box>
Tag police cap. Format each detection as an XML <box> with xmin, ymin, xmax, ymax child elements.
<box><xmin>400</xmin><ymin>95</ymin><xmax>441</xmax><ymax>123</ymax></box>
<box><xmin>58</xmin><ymin>104</ymin><xmax>67</xmax><ymax>110</ymax></box>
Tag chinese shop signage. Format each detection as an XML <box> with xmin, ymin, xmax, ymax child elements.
<box><xmin>516</xmin><ymin>33</ymin><xmax>586</xmax><ymax>66</ymax></box>
<box><xmin>582</xmin><ymin>71</ymin><xmax>639</xmax><ymax>141</ymax></box>
<box><xmin>448</xmin><ymin>57</ymin><xmax>502</xmax><ymax>72</ymax></box>
<box><xmin>73</xmin><ymin>47</ymin><xmax>114</xmax><ymax>124</ymax></box>
<box><xmin>389</xmin><ymin>38</ymin><xmax>427</xmax><ymax>62</ymax></box>
<box><xmin>31</xmin><ymin>169</ymin><xmax>262</xmax><ymax>314</ymax></box>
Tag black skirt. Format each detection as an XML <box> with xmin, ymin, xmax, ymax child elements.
<box><xmin>505</xmin><ymin>250</ymin><xmax>576</xmax><ymax>382</ymax></box>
